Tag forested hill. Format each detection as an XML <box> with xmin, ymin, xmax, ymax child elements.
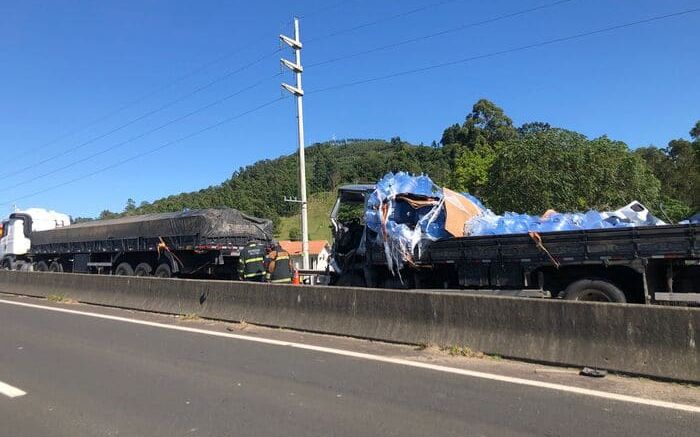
<box><xmin>93</xmin><ymin>99</ymin><xmax>700</xmax><ymax>229</ymax></box>
<box><xmin>108</xmin><ymin>139</ymin><xmax>452</xmax><ymax>226</ymax></box>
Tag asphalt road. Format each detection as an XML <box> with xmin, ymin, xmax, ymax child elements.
<box><xmin>0</xmin><ymin>298</ymin><xmax>697</xmax><ymax>437</ymax></box>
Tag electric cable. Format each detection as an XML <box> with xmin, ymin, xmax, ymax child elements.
<box><xmin>307</xmin><ymin>0</ymin><xmax>575</xmax><ymax>68</ymax></box>
<box><xmin>2</xmin><ymin>96</ymin><xmax>288</xmax><ymax>206</ymax></box>
<box><xmin>0</xmin><ymin>48</ymin><xmax>281</xmax><ymax>180</ymax></box>
<box><xmin>308</xmin><ymin>7</ymin><xmax>700</xmax><ymax>95</ymax></box>
<box><xmin>11</xmin><ymin>0</ymin><xmax>352</xmax><ymax>161</ymax></box>
<box><xmin>306</xmin><ymin>0</ymin><xmax>462</xmax><ymax>43</ymax></box>
<box><xmin>297</xmin><ymin>0</ymin><xmax>358</xmax><ymax>19</ymax></box>
<box><xmin>4</xmin><ymin>73</ymin><xmax>282</xmax><ymax>192</ymax></box>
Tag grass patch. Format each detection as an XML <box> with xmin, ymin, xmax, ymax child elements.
<box><xmin>47</xmin><ymin>294</ymin><xmax>67</xmax><ymax>303</ymax></box>
<box><xmin>443</xmin><ymin>345</ymin><xmax>485</xmax><ymax>359</ymax></box>
<box><xmin>180</xmin><ymin>313</ymin><xmax>200</xmax><ymax>321</ymax></box>
<box><xmin>276</xmin><ymin>191</ymin><xmax>336</xmax><ymax>241</ymax></box>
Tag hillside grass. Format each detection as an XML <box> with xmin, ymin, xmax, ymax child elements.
<box><xmin>276</xmin><ymin>191</ymin><xmax>336</xmax><ymax>241</ymax></box>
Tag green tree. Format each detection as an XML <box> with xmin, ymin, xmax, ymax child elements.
<box><xmin>442</xmin><ymin>99</ymin><xmax>517</xmax><ymax>192</ymax></box>
<box><xmin>635</xmin><ymin>127</ymin><xmax>700</xmax><ymax>220</ymax></box>
<box><xmin>441</xmin><ymin>99</ymin><xmax>516</xmax><ymax>150</ymax></box>
<box><xmin>691</xmin><ymin>121</ymin><xmax>700</xmax><ymax>172</ymax></box>
<box><xmin>124</xmin><ymin>198</ymin><xmax>136</xmax><ymax>214</ymax></box>
<box><xmin>452</xmin><ymin>143</ymin><xmax>496</xmax><ymax>195</ymax></box>
<box><xmin>288</xmin><ymin>226</ymin><xmax>301</xmax><ymax>241</ymax></box>
<box><xmin>518</xmin><ymin>122</ymin><xmax>551</xmax><ymax>135</ymax></box>
<box><xmin>72</xmin><ymin>216</ymin><xmax>94</xmax><ymax>224</ymax></box>
<box><xmin>485</xmin><ymin>129</ymin><xmax>660</xmax><ymax>214</ymax></box>
<box><xmin>98</xmin><ymin>210</ymin><xmax>119</xmax><ymax>220</ymax></box>
<box><xmin>690</xmin><ymin>121</ymin><xmax>700</xmax><ymax>140</ymax></box>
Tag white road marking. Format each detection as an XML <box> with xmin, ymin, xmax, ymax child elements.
<box><xmin>0</xmin><ymin>380</ymin><xmax>26</xmax><ymax>398</ymax></box>
<box><xmin>1</xmin><ymin>297</ymin><xmax>698</xmax><ymax>414</ymax></box>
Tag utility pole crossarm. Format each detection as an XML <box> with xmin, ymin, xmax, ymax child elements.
<box><xmin>279</xmin><ymin>34</ymin><xmax>302</xmax><ymax>50</ymax></box>
<box><xmin>281</xmin><ymin>83</ymin><xmax>304</xmax><ymax>96</ymax></box>
<box><xmin>280</xmin><ymin>17</ymin><xmax>310</xmax><ymax>270</ymax></box>
<box><xmin>280</xmin><ymin>58</ymin><xmax>303</xmax><ymax>73</ymax></box>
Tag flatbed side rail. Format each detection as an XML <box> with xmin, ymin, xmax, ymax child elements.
<box><xmin>427</xmin><ymin>224</ymin><xmax>699</xmax><ymax>264</ymax></box>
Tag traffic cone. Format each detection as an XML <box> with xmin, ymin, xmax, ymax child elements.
<box><xmin>292</xmin><ymin>269</ymin><xmax>300</xmax><ymax>285</ymax></box>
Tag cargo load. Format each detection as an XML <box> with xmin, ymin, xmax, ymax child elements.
<box><xmin>32</xmin><ymin>209</ymin><xmax>273</xmax><ymax>245</ymax></box>
<box><xmin>365</xmin><ymin>172</ymin><xmax>667</xmax><ymax>272</ymax></box>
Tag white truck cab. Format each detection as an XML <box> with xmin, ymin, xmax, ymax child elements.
<box><xmin>0</xmin><ymin>208</ymin><xmax>70</xmax><ymax>269</ymax></box>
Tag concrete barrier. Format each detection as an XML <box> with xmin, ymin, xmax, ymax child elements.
<box><xmin>0</xmin><ymin>270</ymin><xmax>697</xmax><ymax>382</ymax></box>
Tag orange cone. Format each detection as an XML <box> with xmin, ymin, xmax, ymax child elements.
<box><xmin>292</xmin><ymin>269</ymin><xmax>300</xmax><ymax>285</ymax></box>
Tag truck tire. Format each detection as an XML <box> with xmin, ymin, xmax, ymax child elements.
<box><xmin>561</xmin><ymin>279</ymin><xmax>626</xmax><ymax>303</ymax></box>
<box><xmin>154</xmin><ymin>263</ymin><xmax>172</xmax><ymax>278</ymax></box>
<box><xmin>115</xmin><ymin>262</ymin><xmax>134</xmax><ymax>276</ymax></box>
<box><xmin>134</xmin><ymin>263</ymin><xmax>152</xmax><ymax>277</ymax></box>
<box><xmin>49</xmin><ymin>261</ymin><xmax>64</xmax><ymax>273</ymax></box>
<box><xmin>35</xmin><ymin>261</ymin><xmax>49</xmax><ymax>272</ymax></box>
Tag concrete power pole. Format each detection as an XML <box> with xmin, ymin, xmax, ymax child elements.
<box><xmin>280</xmin><ymin>17</ymin><xmax>310</xmax><ymax>270</ymax></box>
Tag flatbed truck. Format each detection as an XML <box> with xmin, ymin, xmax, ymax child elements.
<box><xmin>329</xmin><ymin>185</ymin><xmax>699</xmax><ymax>304</ymax></box>
<box><xmin>0</xmin><ymin>208</ymin><xmax>272</xmax><ymax>279</ymax></box>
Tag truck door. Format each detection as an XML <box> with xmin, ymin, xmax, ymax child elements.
<box><xmin>0</xmin><ymin>220</ymin><xmax>7</xmax><ymax>258</ymax></box>
<box><xmin>3</xmin><ymin>217</ymin><xmax>31</xmax><ymax>257</ymax></box>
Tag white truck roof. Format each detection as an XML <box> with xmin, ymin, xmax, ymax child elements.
<box><xmin>14</xmin><ymin>208</ymin><xmax>71</xmax><ymax>232</ymax></box>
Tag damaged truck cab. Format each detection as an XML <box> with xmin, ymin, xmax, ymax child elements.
<box><xmin>329</xmin><ymin>185</ymin><xmax>700</xmax><ymax>305</ymax></box>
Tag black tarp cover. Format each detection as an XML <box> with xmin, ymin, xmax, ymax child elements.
<box><xmin>31</xmin><ymin>209</ymin><xmax>273</xmax><ymax>245</ymax></box>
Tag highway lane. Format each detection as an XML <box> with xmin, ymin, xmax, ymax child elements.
<box><xmin>0</xmin><ymin>297</ymin><xmax>697</xmax><ymax>437</ymax></box>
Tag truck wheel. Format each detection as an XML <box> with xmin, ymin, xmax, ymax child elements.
<box><xmin>114</xmin><ymin>262</ymin><xmax>134</xmax><ymax>276</ymax></box>
<box><xmin>561</xmin><ymin>279</ymin><xmax>626</xmax><ymax>303</ymax></box>
<box><xmin>154</xmin><ymin>263</ymin><xmax>172</xmax><ymax>278</ymax></box>
<box><xmin>134</xmin><ymin>263</ymin><xmax>152</xmax><ymax>277</ymax></box>
<box><xmin>49</xmin><ymin>261</ymin><xmax>64</xmax><ymax>273</ymax></box>
<box><xmin>1</xmin><ymin>259</ymin><xmax>12</xmax><ymax>270</ymax></box>
<box><xmin>35</xmin><ymin>261</ymin><xmax>49</xmax><ymax>272</ymax></box>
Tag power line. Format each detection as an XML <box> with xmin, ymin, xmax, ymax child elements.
<box><xmin>3</xmin><ymin>96</ymin><xmax>288</xmax><ymax>206</ymax></box>
<box><xmin>298</xmin><ymin>0</ymin><xmax>358</xmax><ymax>19</ymax></box>
<box><xmin>308</xmin><ymin>7</ymin><xmax>700</xmax><ymax>95</ymax></box>
<box><xmin>4</xmin><ymin>74</ymin><xmax>282</xmax><ymax>192</ymax></box>
<box><xmin>16</xmin><ymin>40</ymin><xmax>277</xmax><ymax>160</ymax></box>
<box><xmin>0</xmin><ymin>48</ymin><xmax>281</xmax><ymax>181</ymax></box>
<box><xmin>306</xmin><ymin>0</ymin><xmax>462</xmax><ymax>43</ymax></box>
<box><xmin>12</xmin><ymin>1</ymin><xmax>352</xmax><ymax>161</ymax></box>
<box><xmin>307</xmin><ymin>0</ymin><xmax>575</xmax><ymax>68</ymax></box>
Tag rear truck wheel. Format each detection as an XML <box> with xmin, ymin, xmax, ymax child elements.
<box><xmin>1</xmin><ymin>258</ymin><xmax>12</xmax><ymax>270</ymax></box>
<box><xmin>561</xmin><ymin>279</ymin><xmax>627</xmax><ymax>303</ymax></box>
<box><xmin>35</xmin><ymin>261</ymin><xmax>49</xmax><ymax>272</ymax></box>
<box><xmin>154</xmin><ymin>263</ymin><xmax>172</xmax><ymax>278</ymax></box>
<box><xmin>49</xmin><ymin>261</ymin><xmax>64</xmax><ymax>273</ymax></box>
<box><xmin>114</xmin><ymin>262</ymin><xmax>134</xmax><ymax>276</ymax></box>
<box><xmin>134</xmin><ymin>263</ymin><xmax>152</xmax><ymax>277</ymax></box>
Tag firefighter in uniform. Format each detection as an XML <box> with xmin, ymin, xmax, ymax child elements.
<box><xmin>238</xmin><ymin>240</ymin><xmax>266</xmax><ymax>282</ymax></box>
<box><xmin>265</xmin><ymin>243</ymin><xmax>294</xmax><ymax>283</ymax></box>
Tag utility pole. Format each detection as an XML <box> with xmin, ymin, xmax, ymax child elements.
<box><xmin>280</xmin><ymin>17</ymin><xmax>310</xmax><ymax>270</ymax></box>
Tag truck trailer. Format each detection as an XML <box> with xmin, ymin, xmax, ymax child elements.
<box><xmin>0</xmin><ymin>208</ymin><xmax>273</xmax><ymax>279</ymax></box>
<box><xmin>329</xmin><ymin>185</ymin><xmax>700</xmax><ymax>305</ymax></box>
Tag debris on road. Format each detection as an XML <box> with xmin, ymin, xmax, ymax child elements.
<box><xmin>580</xmin><ymin>367</ymin><xmax>608</xmax><ymax>378</ymax></box>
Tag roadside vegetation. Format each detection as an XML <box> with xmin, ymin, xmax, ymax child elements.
<box><xmin>77</xmin><ymin>100</ymin><xmax>700</xmax><ymax>230</ymax></box>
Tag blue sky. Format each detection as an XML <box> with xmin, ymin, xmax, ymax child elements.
<box><xmin>1</xmin><ymin>0</ymin><xmax>698</xmax><ymax>217</ymax></box>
